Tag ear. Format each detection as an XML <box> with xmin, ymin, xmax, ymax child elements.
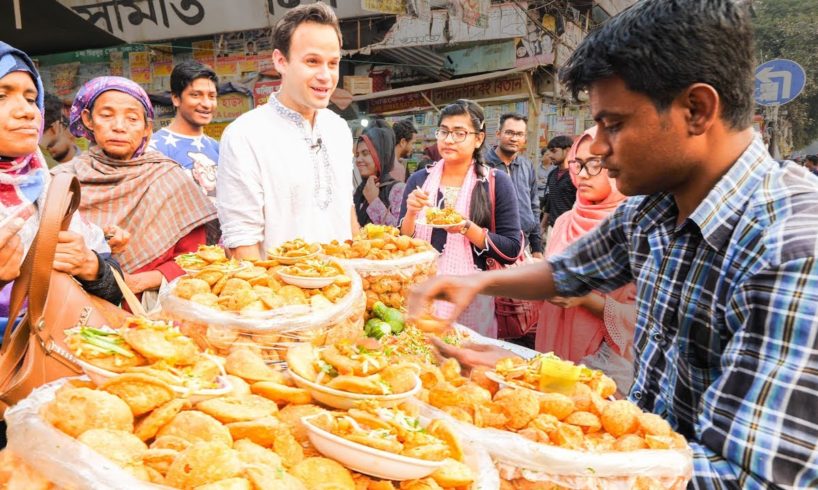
<box><xmin>475</xmin><ymin>131</ymin><xmax>486</xmax><ymax>149</ymax></box>
<box><xmin>81</xmin><ymin>109</ymin><xmax>94</xmax><ymax>132</ymax></box>
<box><xmin>272</xmin><ymin>49</ymin><xmax>287</xmax><ymax>75</ymax></box>
<box><xmin>679</xmin><ymin>83</ymin><xmax>720</xmax><ymax>136</ymax></box>
<box><xmin>171</xmin><ymin>93</ymin><xmax>181</xmax><ymax>108</ymax></box>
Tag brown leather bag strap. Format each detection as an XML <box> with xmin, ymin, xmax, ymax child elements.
<box><xmin>28</xmin><ymin>174</ymin><xmax>80</xmax><ymax>327</ymax></box>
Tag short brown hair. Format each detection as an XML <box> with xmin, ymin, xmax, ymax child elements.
<box><xmin>272</xmin><ymin>3</ymin><xmax>342</xmax><ymax>59</ymax></box>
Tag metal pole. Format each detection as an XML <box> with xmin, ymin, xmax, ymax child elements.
<box><xmin>13</xmin><ymin>0</ymin><xmax>22</xmax><ymax>29</ymax></box>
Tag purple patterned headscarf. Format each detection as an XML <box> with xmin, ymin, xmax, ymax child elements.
<box><xmin>69</xmin><ymin>76</ymin><xmax>154</xmax><ymax>157</ymax></box>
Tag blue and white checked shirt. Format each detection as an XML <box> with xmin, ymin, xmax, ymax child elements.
<box><xmin>549</xmin><ymin>137</ymin><xmax>818</xmax><ymax>488</ymax></box>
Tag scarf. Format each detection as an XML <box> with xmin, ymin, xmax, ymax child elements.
<box><xmin>354</xmin><ymin>124</ymin><xmax>397</xmax><ymax>226</ymax></box>
<box><xmin>53</xmin><ymin>147</ymin><xmax>217</xmax><ymax>272</ymax></box>
<box><xmin>415</xmin><ymin>161</ymin><xmax>496</xmax><ymax>336</ymax></box>
<box><xmin>68</xmin><ymin>76</ymin><xmax>155</xmax><ymax>158</ymax></box>
<box><xmin>536</xmin><ymin>127</ymin><xmax>636</xmax><ymax>360</ymax></box>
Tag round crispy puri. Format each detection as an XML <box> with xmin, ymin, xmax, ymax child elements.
<box><xmin>276</xmin><ymin>404</ymin><xmax>328</xmax><ymax>445</ymax></box>
<box><xmin>251</xmin><ymin>381</ymin><xmax>312</xmax><ymax>405</ymax></box>
<box><xmin>224</xmin><ymin>348</ymin><xmax>284</xmax><ymax>382</ymax></box>
<box><xmin>194</xmin><ymin>477</ymin><xmax>252</xmax><ymax>490</ymax></box>
<box><xmin>142</xmin><ymin>448</ymin><xmax>178</xmax><ymax>475</ymax></box>
<box><xmin>225</xmin><ymin>375</ymin><xmax>251</xmax><ymax>398</ymax></box>
<box><xmin>150</xmin><ymin>435</ymin><xmax>192</xmax><ymax>452</ymax></box>
<box><xmin>101</xmin><ymin>373</ymin><xmax>176</xmax><ymax>416</ymax></box>
<box><xmin>285</xmin><ymin>343</ymin><xmax>318</xmax><ymax>381</ymax></box>
<box><xmin>156</xmin><ymin>410</ymin><xmax>233</xmax><ymax>447</ymax></box>
<box><xmin>290</xmin><ymin>457</ymin><xmax>355</xmax><ymax>490</ymax></box>
<box><xmin>245</xmin><ymin>466</ymin><xmax>307</xmax><ymax>490</ymax></box>
<box><xmin>233</xmin><ymin>438</ymin><xmax>283</xmax><ymax>469</ymax></box>
<box><xmin>195</xmin><ymin>395</ymin><xmax>278</xmax><ymax>424</ymax></box>
<box><xmin>430</xmin><ymin>459</ymin><xmax>475</xmax><ymax>488</ymax></box>
<box><xmin>77</xmin><ymin>429</ymin><xmax>147</xmax><ymax>467</ymax></box>
<box><xmin>122</xmin><ymin>327</ymin><xmax>199</xmax><ymax>364</ymax></box>
<box><xmin>226</xmin><ymin>416</ymin><xmax>282</xmax><ymax>447</ymax></box>
<box><xmin>135</xmin><ymin>398</ymin><xmax>190</xmax><ymax>441</ymax></box>
<box><xmin>43</xmin><ymin>387</ymin><xmax>133</xmax><ymax>438</ymax></box>
<box><xmin>165</xmin><ymin>441</ymin><xmax>242</xmax><ymax>488</ymax></box>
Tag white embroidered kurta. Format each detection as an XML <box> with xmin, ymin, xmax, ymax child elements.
<box><xmin>217</xmin><ymin>95</ymin><xmax>354</xmax><ymax>251</ymax></box>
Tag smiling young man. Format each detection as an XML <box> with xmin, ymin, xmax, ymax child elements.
<box><xmin>216</xmin><ymin>3</ymin><xmax>354</xmax><ymax>259</ymax></box>
<box><xmin>408</xmin><ymin>0</ymin><xmax>818</xmax><ymax>487</ymax></box>
<box><xmin>149</xmin><ymin>61</ymin><xmax>219</xmax><ymax>198</ymax></box>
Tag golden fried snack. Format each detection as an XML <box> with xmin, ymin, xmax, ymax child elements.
<box><xmin>101</xmin><ymin>373</ymin><xmax>175</xmax><ymax>416</ymax></box>
<box><xmin>379</xmin><ymin>364</ymin><xmax>418</xmax><ymax>395</ymax></box>
<box><xmin>194</xmin><ymin>477</ymin><xmax>252</xmax><ymax>490</ymax></box>
<box><xmin>150</xmin><ymin>435</ymin><xmax>192</xmax><ymax>452</ymax></box>
<box><xmin>614</xmin><ymin>434</ymin><xmax>648</xmax><ymax>451</ymax></box>
<box><xmin>197</xmin><ymin>245</ymin><xmax>228</xmax><ymax>263</ymax></box>
<box><xmin>469</xmin><ymin>365</ymin><xmax>500</xmax><ymax>396</ymax></box>
<box><xmin>291</xmin><ymin>457</ymin><xmax>356</xmax><ymax>490</ymax></box>
<box><xmin>226</xmin><ymin>416</ymin><xmax>281</xmax><ymax>448</ymax></box>
<box><xmin>493</xmin><ymin>388</ymin><xmax>540</xmax><ymax>430</ymax></box>
<box><xmin>398</xmin><ymin>477</ymin><xmax>443</xmax><ymax>490</ymax></box>
<box><xmin>528</xmin><ymin>414</ymin><xmax>559</xmax><ymax>434</ymax></box>
<box><xmin>77</xmin><ymin>429</ymin><xmax>147</xmax><ymax>467</ymax></box>
<box><xmin>122</xmin><ymin>322</ymin><xmax>199</xmax><ymax>365</ymax></box>
<box><xmin>345</xmin><ymin>433</ymin><xmax>404</xmax><ymax>453</ymax></box>
<box><xmin>43</xmin><ymin>387</ymin><xmax>134</xmax><ymax>438</ymax></box>
<box><xmin>273</xmin><ymin>429</ymin><xmax>304</xmax><ymax>468</ymax></box>
<box><xmin>600</xmin><ymin>400</ymin><xmax>641</xmax><ymax>437</ymax></box>
<box><xmin>142</xmin><ymin>448</ymin><xmax>178</xmax><ymax>475</ymax></box>
<box><xmin>252</xmin><ymin>381</ymin><xmax>313</xmax><ymax>405</ymax></box>
<box><xmin>156</xmin><ymin>410</ymin><xmax>233</xmax><ymax>447</ymax></box>
<box><xmin>538</xmin><ymin>392</ymin><xmax>576</xmax><ymax>421</ymax></box>
<box><xmin>550</xmin><ymin>423</ymin><xmax>584</xmax><ymax>450</ymax></box>
<box><xmin>425</xmin><ymin>420</ymin><xmax>463</xmax><ymax>461</ymax></box>
<box><xmin>64</xmin><ymin>327</ymin><xmax>147</xmax><ymax>373</ymax></box>
<box><xmin>225</xmin><ymin>349</ymin><xmax>286</xmax><ymax>383</ymax></box>
<box><xmin>196</xmin><ymin>395</ymin><xmax>279</xmax><ymax>424</ymax></box>
<box><xmin>563</xmin><ymin>411</ymin><xmax>602</xmax><ymax>434</ymax></box>
<box><xmin>276</xmin><ymin>404</ymin><xmax>328</xmax><ymax>445</ymax></box>
<box><xmin>286</xmin><ymin>343</ymin><xmax>318</xmax><ymax>381</ymax></box>
<box><xmin>165</xmin><ymin>441</ymin><xmax>242</xmax><ymax>488</ymax></box>
<box><xmin>234</xmin><ymin>438</ymin><xmax>283</xmax><ymax>469</ymax></box>
<box><xmin>195</xmin><ymin>269</ymin><xmax>226</xmax><ymax>286</ymax></box>
<box><xmin>637</xmin><ymin>412</ymin><xmax>673</xmax><ymax>437</ymax></box>
<box><xmin>325</xmin><ymin>375</ymin><xmax>385</xmax><ymax>395</ymax></box>
<box><xmin>175</xmin><ymin>277</ymin><xmax>212</xmax><ymax>299</ymax></box>
<box><xmin>429</xmin><ymin>459</ymin><xmax>475</xmax><ymax>488</ymax></box>
<box><xmin>245</xmin><ymin>465</ymin><xmax>307</xmax><ymax>490</ymax></box>
<box><xmin>134</xmin><ymin>398</ymin><xmax>190</xmax><ymax>441</ymax></box>
<box><xmin>191</xmin><ymin>293</ymin><xmax>221</xmax><ymax>308</ymax></box>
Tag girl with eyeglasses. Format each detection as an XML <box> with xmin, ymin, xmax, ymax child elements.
<box><xmin>399</xmin><ymin>100</ymin><xmax>522</xmax><ymax>337</ymax></box>
<box><xmin>536</xmin><ymin>127</ymin><xmax>636</xmax><ymax>392</ymax></box>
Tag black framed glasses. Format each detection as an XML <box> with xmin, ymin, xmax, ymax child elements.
<box><xmin>502</xmin><ymin>130</ymin><xmax>526</xmax><ymax>139</ymax></box>
<box><xmin>568</xmin><ymin>157</ymin><xmax>604</xmax><ymax>176</ymax></box>
<box><xmin>435</xmin><ymin>128</ymin><xmax>479</xmax><ymax>143</ymax></box>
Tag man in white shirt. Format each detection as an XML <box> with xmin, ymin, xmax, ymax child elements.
<box><xmin>216</xmin><ymin>3</ymin><xmax>355</xmax><ymax>259</ymax></box>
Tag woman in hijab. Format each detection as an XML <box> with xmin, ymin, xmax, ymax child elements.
<box><xmin>537</xmin><ymin>127</ymin><xmax>637</xmax><ymax>392</ymax></box>
<box><xmin>353</xmin><ymin>120</ymin><xmax>405</xmax><ymax>227</ymax></box>
<box><xmin>0</xmin><ymin>42</ymin><xmax>123</xmax><ymax>331</ymax></box>
<box><xmin>54</xmin><ymin>76</ymin><xmax>217</xmax><ymax>297</ymax></box>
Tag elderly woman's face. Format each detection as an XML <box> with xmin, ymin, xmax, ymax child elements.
<box><xmin>0</xmin><ymin>71</ymin><xmax>41</xmax><ymax>158</ymax></box>
<box><xmin>82</xmin><ymin>90</ymin><xmax>151</xmax><ymax>160</ymax></box>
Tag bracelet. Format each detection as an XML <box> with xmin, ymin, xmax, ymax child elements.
<box><xmin>459</xmin><ymin>220</ymin><xmax>472</xmax><ymax>235</ymax></box>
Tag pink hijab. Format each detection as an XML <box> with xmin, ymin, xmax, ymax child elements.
<box><xmin>535</xmin><ymin>127</ymin><xmax>636</xmax><ymax>360</ymax></box>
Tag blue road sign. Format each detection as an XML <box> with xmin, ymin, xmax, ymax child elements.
<box><xmin>754</xmin><ymin>59</ymin><xmax>806</xmax><ymax>106</ymax></box>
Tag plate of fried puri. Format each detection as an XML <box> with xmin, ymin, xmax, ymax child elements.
<box><xmin>285</xmin><ymin>340</ymin><xmax>421</xmax><ymax>410</ymax></box>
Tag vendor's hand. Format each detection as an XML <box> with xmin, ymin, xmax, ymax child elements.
<box><xmin>430</xmin><ymin>337</ymin><xmax>519</xmax><ymax>369</ymax></box>
<box><xmin>444</xmin><ymin>219</ymin><xmax>469</xmax><ymax>235</ymax></box>
<box><xmin>548</xmin><ymin>294</ymin><xmax>588</xmax><ymax>309</ymax></box>
<box><xmin>407</xmin><ymin>273</ymin><xmax>484</xmax><ymax>322</ymax></box>
<box><xmin>104</xmin><ymin>225</ymin><xmax>130</xmax><ymax>255</ymax></box>
<box><xmin>0</xmin><ymin>218</ymin><xmax>25</xmax><ymax>282</ymax></box>
<box><xmin>53</xmin><ymin>231</ymin><xmax>99</xmax><ymax>281</ymax></box>
<box><xmin>124</xmin><ymin>270</ymin><xmax>163</xmax><ymax>294</ymax></box>
<box><xmin>406</xmin><ymin>188</ymin><xmax>431</xmax><ymax>216</ymax></box>
<box><xmin>363</xmin><ymin>176</ymin><xmax>380</xmax><ymax>203</ymax></box>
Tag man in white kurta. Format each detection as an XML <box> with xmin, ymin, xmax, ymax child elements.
<box><xmin>215</xmin><ymin>4</ymin><xmax>354</xmax><ymax>258</ymax></box>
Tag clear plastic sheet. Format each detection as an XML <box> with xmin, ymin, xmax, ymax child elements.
<box><xmin>336</xmin><ymin>250</ymin><xmax>438</xmax><ymax>312</ymax></box>
<box><xmin>416</xmin><ymin>401</ymin><xmax>692</xmax><ymax>489</ymax></box>
<box><xmin>158</xmin><ymin>262</ymin><xmax>366</xmax><ymax>357</ymax></box>
<box><xmin>5</xmin><ymin>378</ymin><xmax>170</xmax><ymax>490</ymax></box>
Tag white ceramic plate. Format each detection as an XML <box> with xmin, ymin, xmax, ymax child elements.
<box><xmin>75</xmin><ymin>356</ymin><xmax>233</xmax><ymax>403</ymax></box>
<box><xmin>276</xmin><ymin>270</ymin><xmax>339</xmax><ymax>289</ymax></box>
<box><xmin>287</xmin><ymin>368</ymin><xmax>421</xmax><ymax>410</ymax></box>
<box><xmin>302</xmin><ymin>414</ymin><xmax>446</xmax><ymax>481</ymax></box>
<box><xmin>415</xmin><ymin>216</ymin><xmax>466</xmax><ymax>230</ymax></box>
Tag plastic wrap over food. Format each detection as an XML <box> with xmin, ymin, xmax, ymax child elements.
<box><xmin>5</xmin><ymin>378</ymin><xmax>170</xmax><ymax>490</ymax></box>
<box><xmin>416</xmin><ymin>401</ymin><xmax>692</xmax><ymax>489</ymax></box>
<box><xmin>158</xmin><ymin>262</ymin><xmax>366</xmax><ymax>358</ymax></box>
<box><xmin>337</xmin><ymin>250</ymin><xmax>438</xmax><ymax>311</ymax></box>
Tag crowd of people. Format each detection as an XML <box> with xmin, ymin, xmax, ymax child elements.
<box><xmin>1</xmin><ymin>0</ymin><xmax>818</xmax><ymax>486</ymax></box>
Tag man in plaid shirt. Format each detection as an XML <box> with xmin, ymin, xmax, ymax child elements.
<box><xmin>408</xmin><ymin>0</ymin><xmax>818</xmax><ymax>487</ymax></box>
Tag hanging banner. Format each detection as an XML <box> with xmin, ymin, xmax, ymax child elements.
<box><xmin>128</xmin><ymin>51</ymin><xmax>152</xmax><ymax>85</ymax></box>
<box><xmin>253</xmin><ymin>80</ymin><xmax>281</xmax><ymax>107</ymax></box>
<box><xmin>60</xmin><ymin>0</ymin><xmax>369</xmax><ymax>43</ymax></box>
<box><xmin>362</xmin><ymin>0</ymin><xmax>407</xmax><ymax>15</ymax></box>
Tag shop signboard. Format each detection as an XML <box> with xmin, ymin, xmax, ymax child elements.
<box><xmin>362</xmin><ymin>0</ymin><xmax>407</xmax><ymax>15</ymax></box>
<box><xmin>60</xmin><ymin>0</ymin><xmax>369</xmax><ymax>43</ymax></box>
<box><xmin>253</xmin><ymin>80</ymin><xmax>282</xmax><ymax>107</ymax></box>
<box><xmin>432</xmin><ymin>73</ymin><xmax>528</xmax><ymax>106</ymax></box>
<box><xmin>215</xmin><ymin>93</ymin><xmax>252</xmax><ymax>122</ymax></box>
<box><xmin>367</xmin><ymin>92</ymin><xmax>427</xmax><ymax>114</ymax></box>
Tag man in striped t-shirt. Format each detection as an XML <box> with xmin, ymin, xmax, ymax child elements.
<box><xmin>408</xmin><ymin>0</ymin><xmax>818</xmax><ymax>487</ymax></box>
